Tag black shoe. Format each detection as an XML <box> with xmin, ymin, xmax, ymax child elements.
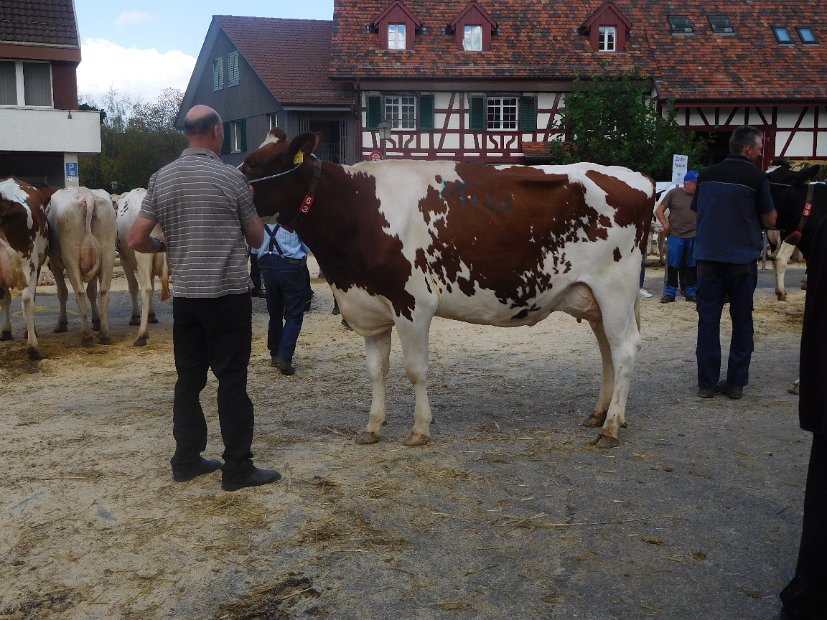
<box><xmin>716</xmin><ymin>381</ymin><xmax>743</xmax><ymax>400</ymax></box>
<box><xmin>222</xmin><ymin>466</ymin><xmax>282</xmax><ymax>492</ymax></box>
<box><xmin>272</xmin><ymin>358</ymin><xmax>296</xmax><ymax>375</ymax></box>
<box><xmin>698</xmin><ymin>387</ymin><xmax>715</xmax><ymax>398</ymax></box>
<box><xmin>304</xmin><ymin>300</ymin><xmax>312</xmax><ymax>312</ymax></box>
<box><xmin>660</xmin><ymin>295</ymin><xmax>675</xmax><ymax>304</ymax></box>
<box><xmin>172</xmin><ymin>457</ymin><xmax>222</xmax><ymax>482</ymax></box>
<box><xmin>250</xmin><ymin>288</ymin><xmax>266</xmax><ymax>298</ymax></box>
<box><xmin>685</xmin><ymin>296</ymin><xmax>696</xmax><ymax>302</ymax></box>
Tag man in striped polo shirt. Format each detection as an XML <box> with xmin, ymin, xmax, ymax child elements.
<box><xmin>128</xmin><ymin>105</ymin><xmax>281</xmax><ymax>492</ymax></box>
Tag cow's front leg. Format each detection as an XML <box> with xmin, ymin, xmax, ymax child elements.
<box><xmin>356</xmin><ymin>329</ymin><xmax>391</xmax><ymax>444</ymax></box>
<box><xmin>772</xmin><ymin>241</ymin><xmax>796</xmax><ymax>301</ymax></box>
<box><xmin>395</xmin><ymin>314</ymin><xmax>434</xmax><ymax>447</ymax></box>
<box><xmin>20</xmin><ymin>281</ymin><xmax>41</xmax><ymax>360</ymax></box>
<box><xmin>123</xmin><ymin>264</ymin><xmax>142</xmax><ymax>325</ymax></box>
<box><xmin>96</xmin><ymin>257</ymin><xmax>114</xmax><ymax>344</ymax></box>
<box><xmin>64</xmin><ymin>266</ymin><xmax>93</xmax><ymax>346</ymax></box>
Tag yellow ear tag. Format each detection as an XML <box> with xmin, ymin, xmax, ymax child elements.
<box><xmin>293</xmin><ymin>152</ymin><xmax>304</xmax><ymax>165</ymax></box>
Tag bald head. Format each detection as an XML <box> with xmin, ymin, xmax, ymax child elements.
<box><xmin>183</xmin><ymin>105</ymin><xmax>224</xmax><ymax>153</ymax></box>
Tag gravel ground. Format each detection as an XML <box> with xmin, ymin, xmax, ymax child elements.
<box><xmin>0</xmin><ymin>259</ymin><xmax>808</xmax><ymax>619</ymax></box>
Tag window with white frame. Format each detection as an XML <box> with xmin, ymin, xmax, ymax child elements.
<box><xmin>487</xmin><ymin>96</ymin><xmax>517</xmax><ymax>130</ymax></box>
<box><xmin>385</xmin><ymin>95</ymin><xmax>416</xmax><ymax>129</ymax></box>
<box><xmin>213</xmin><ymin>57</ymin><xmax>224</xmax><ymax>91</ymax></box>
<box><xmin>463</xmin><ymin>25</ymin><xmax>483</xmax><ymax>51</ymax></box>
<box><xmin>227</xmin><ymin>51</ymin><xmax>240</xmax><ymax>87</ymax></box>
<box><xmin>598</xmin><ymin>25</ymin><xmax>617</xmax><ymax>51</ymax></box>
<box><xmin>0</xmin><ymin>60</ymin><xmax>52</xmax><ymax>106</ymax></box>
<box><xmin>388</xmin><ymin>23</ymin><xmax>406</xmax><ymax>50</ymax></box>
<box><xmin>268</xmin><ymin>113</ymin><xmax>278</xmax><ymax>130</ymax></box>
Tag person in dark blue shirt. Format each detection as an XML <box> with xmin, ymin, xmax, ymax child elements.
<box><xmin>691</xmin><ymin>125</ymin><xmax>777</xmax><ymax>399</ymax></box>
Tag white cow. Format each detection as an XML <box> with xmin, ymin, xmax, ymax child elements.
<box><xmin>47</xmin><ymin>188</ymin><xmax>117</xmax><ymax>346</ymax></box>
<box><xmin>115</xmin><ymin>188</ymin><xmax>170</xmax><ymax>346</ymax></box>
<box><xmin>0</xmin><ymin>178</ymin><xmax>50</xmax><ymax>359</ymax></box>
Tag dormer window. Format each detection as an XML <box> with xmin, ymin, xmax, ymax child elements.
<box><xmin>797</xmin><ymin>27</ymin><xmax>816</xmax><ymax>44</ymax></box>
<box><xmin>708</xmin><ymin>15</ymin><xmax>734</xmax><ymax>34</ymax></box>
<box><xmin>772</xmin><ymin>27</ymin><xmax>792</xmax><ymax>44</ymax></box>
<box><xmin>580</xmin><ymin>2</ymin><xmax>631</xmax><ymax>53</ymax></box>
<box><xmin>668</xmin><ymin>15</ymin><xmax>694</xmax><ymax>34</ymax></box>
<box><xmin>388</xmin><ymin>23</ymin><xmax>407</xmax><ymax>49</ymax></box>
<box><xmin>598</xmin><ymin>25</ymin><xmax>616</xmax><ymax>51</ymax></box>
<box><xmin>463</xmin><ymin>25</ymin><xmax>483</xmax><ymax>51</ymax></box>
<box><xmin>450</xmin><ymin>1</ymin><xmax>497</xmax><ymax>52</ymax></box>
<box><xmin>373</xmin><ymin>1</ymin><xmax>421</xmax><ymax>51</ymax></box>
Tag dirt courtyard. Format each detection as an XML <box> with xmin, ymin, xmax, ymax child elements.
<box><xmin>0</xmin><ymin>260</ymin><xmax>811</xmax><ymax>619</ymax></box>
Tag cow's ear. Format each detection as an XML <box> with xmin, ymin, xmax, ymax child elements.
<box><xmin>288</xmin><ymin>132</ymin><xmax>321</xmax><ymax>164</ymax></box>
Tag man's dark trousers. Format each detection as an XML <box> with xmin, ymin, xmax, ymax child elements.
<box><xmin>695</xmin><ymin>260</ymin><xmax>757</xmax><ymax>389</ymax></box>
<box><xmin>260</xmin><ymin>255</ymin><xmax>308</xmax><ymax>364</ymax></box>
<box><xmin>171</xmin><ymin>294</ymin><xmax>254</xmax><ymax>475</ymax></box>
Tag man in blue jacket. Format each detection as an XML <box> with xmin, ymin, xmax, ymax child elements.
<box><xmin>691</xmin><ymin>125</ymin><xmax>777</xmax><ymax>399</ymax></box>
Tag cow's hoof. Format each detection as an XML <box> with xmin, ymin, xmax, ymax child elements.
<box><xmin>53</xmin><ymin>322</ymin><xmax>68</xmax><ymax>333</ymax></box>
<box><xmin>149</xmin><ymin>314</ymin><xmax>159</xmax><ymax>324</ymax></box>
<box><xmin>776</xmin><ymin>293</ymin><xmax>787</xmax><ymax>302</ymax></box>
<box><xmin>27</xmin><ymin>347</ymin><xmax>42</xmax><ymax>361</ymax></box>
<box><xmin>355</xmin><ymin>431</ymin><xmax>380</xmax><ymax>445</ymax></box>
<box><xmin>582</xmin><ymin>411</ymin><xmax>606</xmax><ymax>428</ymax></box>
<box><xmin>99</xmin><ymin>335</ymin><xmax>112</xmax><ymax>345</ymax></box>
<box><xmin>403</xmin><ymin>432</ymin><xmax>430</xmax><ymax>447</ymax></box>
<box><xmin>133</xmin><ymin>335</ymin><xmax>148</xmax><ymax>347</ymax></box>
<box><xmin>590</xmin><ymin>432</ymin><xmax>620</xmax><ymax>449</ymax></box>
<box><xmin>80</xmin><ymin>336</ymin><xmax>94</xmax><ymax>347</ymax></box>
<box><xmin>129</xmin><ymin>316</ymin><xmax>141</xmax><ymax>326</ymax></box>
<box><xmin>0</xmin><ymin>330</ymin><xmax>11</xmax><ymax>341</ymax></box>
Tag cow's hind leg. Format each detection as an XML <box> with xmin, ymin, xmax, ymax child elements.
<box><xmin>123</xmin><ymin>264</ymin><xmax>142</xmax><ymax>325</ymax></box>
<box><xmin>356</xmin><ymin>329</ymin><xmax>392</xmax><ymax>445</ymax></box>
<box><xmin>583</xmin><ymin>319</ymin><xmax>614</xmax><ymax>429</ymax></box>
<box><xmin>395</xmin><ymin>314</ymin><xmax>434</xmax><ymax>447</ymax></box>
<box><xmin>52</xmin><ymin>267</ymin><xmax>71</xmax><ymax>333</ymax></box>
<box><xmin>1</xmin><ymin>288</ymin><xmax>12</xmax><ymax>340</ymax></box>
<box><xmin>591</xmin><ymin>300</ymin><xmax>642</xmax><ymax>448</ymax></box>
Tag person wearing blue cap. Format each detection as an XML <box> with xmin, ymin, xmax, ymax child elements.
<box><xmin>655</xmin><ymin>170</ymin><xmax>699</xmax><ymax>303</ymax></box>
<box><xmin>691</xmin><ymin>126</ymin><xmax>777</xmax><ymax>400</ymax></box>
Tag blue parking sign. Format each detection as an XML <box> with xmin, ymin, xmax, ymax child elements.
<box><xmin>65</xmin><ymin>162</ymin><xmax>78</xmax><ymax>177</ymax></box>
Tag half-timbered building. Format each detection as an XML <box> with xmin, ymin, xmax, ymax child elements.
<box><xmin>182</xmin><ymin>0</ymin><xmax>826</xmax><ymax>170</ymax></box>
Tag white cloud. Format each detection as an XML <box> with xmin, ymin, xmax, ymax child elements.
<box><xmin>77</xmin><ymin>38</ymin><xmax>196</xmax><ymax>104</ymax></box>
<box><xmin>114</xmin><ymin>11</ymin><xmax>156</xmax><ymax>28</ymax></box>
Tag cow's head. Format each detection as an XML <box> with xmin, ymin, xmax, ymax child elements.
<box><xmin>767</xmin><ymin>161</ymin><xmax>822</xmax><ymax>233</ymax></box>
<box><xmin>240</xmin><ymin>129</ymin><xmax>321</xmax><ymax>219</ymax></box>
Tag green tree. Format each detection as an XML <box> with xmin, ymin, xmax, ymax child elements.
<box><xmin>548</xmin><ymin>68</ymin><xmax>707</xmax><ymax>180</ymax></box>
<box><xmin>79</xmin><ymin>88</ymin><xmax>187</xmax><ymax>191</ymax></box>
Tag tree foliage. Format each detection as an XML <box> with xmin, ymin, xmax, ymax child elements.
<box><xmin>548</xmin><ymin>68</ymin><xmax>707</xmax><ymax>180</ymax></box>
<box><xmin>79</xmin><ymin>88</ymin><xmax>187</xmax><ymax>191</ymax></box>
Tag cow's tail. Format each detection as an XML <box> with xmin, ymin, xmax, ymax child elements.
<box><xmin>78</xmin><ymin>189</ymin><xmax>101</xmax><ymax>282</ymax></box>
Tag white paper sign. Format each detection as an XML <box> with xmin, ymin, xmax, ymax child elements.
<box><xmin>671</xmin><ymin>154</ymin><xmax>688</xmax><ymax>185</ymax></box>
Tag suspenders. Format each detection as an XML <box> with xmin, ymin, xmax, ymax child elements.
<box><xmin>265</xmin><ymin>224</ymin><xmax>284</xmax><ymax>256</ymax></box>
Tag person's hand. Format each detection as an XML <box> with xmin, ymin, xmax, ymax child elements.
<box><xmin>662</xmin><ymin>224</ymin><xmax>671</xmax><ymax>237</ymax></box>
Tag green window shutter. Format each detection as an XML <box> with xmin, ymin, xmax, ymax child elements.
<box><xmin>469</xmin><ymin>95</ymin><xmax>485</xmax><ymax>131</ymax></box>
<box><xmin>419</xmin><ymin>94</ymin><xmax>435</xmax><ymax>130</ymax></box>
<box><xmin>366</xmin><ymin>95</ymin><xmax>382</xmax><ymax>129</ymax></box>
<box><xmin>239</xmin><ymin>118</ymin><xmax>247</xmax><ymax>151</ymax></box>
<box><xmin>221</xmin><ymin>121</ymin><xmax>231</xmax><ymax>154</ymax></box>
<box><xmin>519</xmin><ymin>96</ymin><xmax>537</xmax><ymax>132</ymax></box>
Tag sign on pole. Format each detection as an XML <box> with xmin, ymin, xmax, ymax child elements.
<box><xmin>671</xmin><ymin>154</ymin><xmax>688</xmax><ymax>185</ymax></box>
<box><xmin>369</xmin><ymin>151</ymin><xmax>382</xmax><ymax>161</ymax></box>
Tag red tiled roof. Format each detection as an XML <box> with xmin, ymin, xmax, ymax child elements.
<box><xmin>329</xmin><ymin>0</ymin><xmax>827</xmax><ymax>102</ymax></box>
<box><xmin>214</xmin><ymin>16</ymin><xmax>353</xmax><ymax>107</ymax></box>
<box><xmin>0</xmin><ymin>0</ymin><xmax>79</xmax><ymax>48</ymax></box>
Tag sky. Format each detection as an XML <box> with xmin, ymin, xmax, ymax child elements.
<box><xmin>74</xmin><ymin>1</ymin><xmax>334</xmax><ymax>104</ymax></box>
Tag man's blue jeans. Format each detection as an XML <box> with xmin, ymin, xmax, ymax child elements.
<box><xmin>664</xmin><ymin>236</ymin><xmax>697</xmax><ymax>298</ymax></box>
<box><xmin>695</xmin><ymin>260</ymin><xmax>758</xmax><ymax>389</ymax></box>
<box><xmin>260</xmin><ymin>255</ymin><xmax>309</xmax><ymax>365</ymax></box>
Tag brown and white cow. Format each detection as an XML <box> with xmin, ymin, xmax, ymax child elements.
<box><xmin>0</xmin><ymin>178</ymin><xmax>49</xmax><ymax>359</ymax></box>
<box><xmin>241</xmin><ymin>130</ymin><xmax>655</xmax><ymax>447</ymax></box>
<box><xmin>46</xmin><ymin>187</ymin><xmax>117</xmax><ymax>346</ymax></box>
<box><xmin>115</xmin><ymin>188</ymin><xmax>170</xmax><ymax>346</ymax></box>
